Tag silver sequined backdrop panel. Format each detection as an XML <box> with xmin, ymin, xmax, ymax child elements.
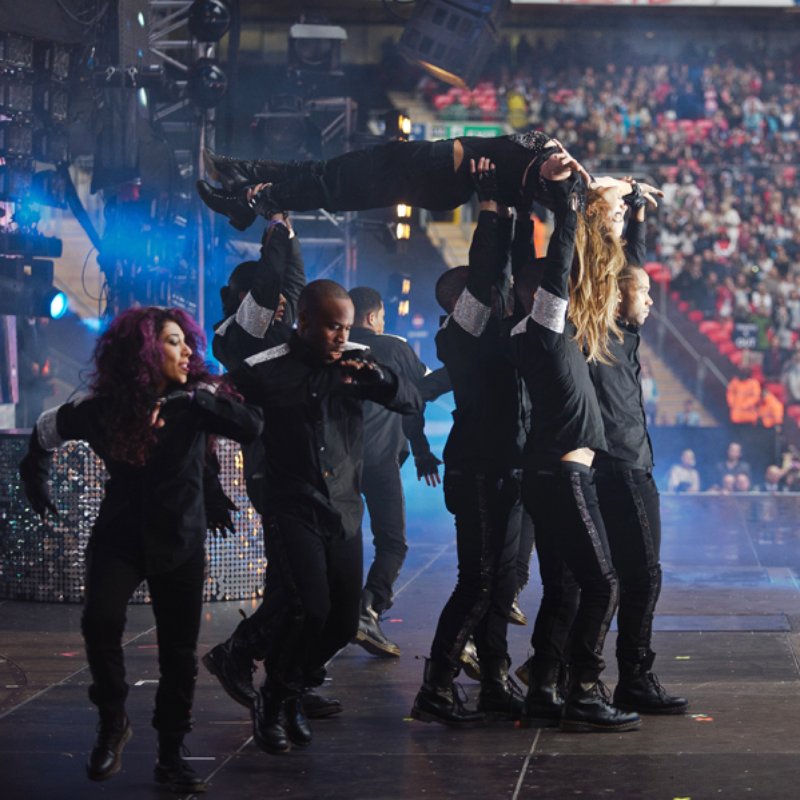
<box><xmin>0</xmin><ymin>434</ymin><xmax>265</xmax><ymax>603</ymax></box>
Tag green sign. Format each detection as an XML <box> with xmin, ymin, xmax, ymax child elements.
<box><xmin>426</xmin><ymin>122</ymin><xmax>506</xmax><ymax>141</ymax></box>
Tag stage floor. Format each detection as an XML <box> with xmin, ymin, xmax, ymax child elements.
<box><xmin>3</xmin><ymin>479</ymin><xmax>800</xmax><ymax>799</ymax></box>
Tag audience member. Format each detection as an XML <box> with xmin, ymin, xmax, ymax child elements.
<box><xmin>726</xmin><ymin>368</ymin><xmax>761</xmax><ymax>425</ymax></box>
<box><xmin>713</xmin><ymin>441</ymin><xmax>752</xmax><ymax>487</ymax></box>
<box><xmin>667</xmin><ymin>449</ymin><xmax>701</xmax><ymax>493</ymax></box>
<box><xmin>675</xmin><ymin>399</ymin><xmax>701</xmax><ymax>426</ymax></box>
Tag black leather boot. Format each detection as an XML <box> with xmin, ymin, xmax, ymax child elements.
<box><xmin>196</xmin><ymin>180</ymin><xmax>257</xmax><ymax>231</ymax></box>
<box><xmin>154</xmin><ymin>733</ymin><xmax>208</xmax><ymax>793</ymax></box>
<box><xmin>283</xmin><ymin>694</ymin><xmax>313</xmax><ymax>746</ymax></box>
<box><xmin>477</xmin><ymin>657</ymin><xmax>525</xmax><ymax>721</ymax></box>
<box><xmin>353</xmin><ymin>590</ymin><xmax>400</xmax><ymax>658</ymax></box>
<box><xmin>521</xmin><ymin>658</ymin><xmax>564</xmax><ymax>728</ymax></box>
<box><xmin>202</xmin><ymin>635</ymin><xmax>257</xmax><ymax>708</ymax></box>
<box><xmin>614</xmin><ymin>655</ymin><xmax>689</xmax><ymax>715</ymax></box>
<box><xmin>561</xmin><ymin>679</ymin><xmax>641</xmax><ymax>733</ymax></box>
<box><xmin>251</xmin><ymin>686</ymin><xmax>290</xmax><ymax>754</ymax></box>
<box><xmin>86</xmin><ymin>711</ymin><xmax>132</xmax><ymax>781</ymax></box>
<box><xmin>302</xmin><ymin>689</ymin><xmax>343</xmax><ymax>718</ymax></box>
<box><xmin>410</xmin><ymin>658</ymin><xmax>485</xmax><ymax>728</ymax></box>
<box><xmin>203</xmin><ymin>148</ymin><xmax>289</xmax><ymax>192</ymax></box>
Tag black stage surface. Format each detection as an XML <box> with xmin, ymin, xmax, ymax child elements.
<box><xmin>3</xmin><ymin>479</ymin><xmax>800</xmax><ymax>799</ymax></box>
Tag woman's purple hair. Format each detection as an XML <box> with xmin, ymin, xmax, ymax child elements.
<box><xmin>90</xmin><ymin>307</ymin><xmax>215</xmax><ymax>465</ymax></box>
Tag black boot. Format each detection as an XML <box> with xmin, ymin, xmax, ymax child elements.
<box><xmin>196</xmin><ymin>180</ymin><xmax>257</xmax><ymax>231</ymax></box>
<box><xmin>614</xmin><ymin>655</ymin><xmax>689</xmax><ymax>715</ymax></box>
<box><xmin>302</xmin><ymin>689</ymin><xmax>343</xmax><ymax>719</ymax></box>
<box><xmin>521</xmin><ymin>658</ymin><xmax>564</xmax><ymax>728</ymax></box>
<box><xmin>459</xmin><ymin>636</ymin><xmax>481</xmax><ymax>681</ymax></box>
<box><xmin>561</xmin><ymin>679</ymin><xmax>641</xmax><ymax>733</ymax></box>
<box><xmin>410</xmin><ymin>658</ymin><xmax>485</xmax><ymax>728</ymax></box>
<box><xmin>251</xmin><ymin>686</ymin><xmax>290</xmax><ymax>754</ymax></box>
<box><xmin>353</xmin><ymin>591</ymin><xmax>400</xmax><ymax>658</ymax></box>
<box><xmin>202</xmin><ymin>635</ymin><xmax>257</xmax><ymax>708</ymax></box>
<box><xmin>283</xmin><ymin>694</ymin><xmax>313</xmax><ymax>747</ymax></box>
<box><xmin>154</xmin><ymin>733</ymin><xmax>208</xmax><ymax>794</ymax></box>
<box><xmin>86</xmin><ymin>711</ymin><xmax>132</xmax><ymax>781</ymax></box>
<box><xmin>477</xmin><ymin>657</ymin><xmax>525</xmax><ymax>721</ymax></box>
<box><xmin>203</xmin><ymin>148</ymin><xmax>289</xmax><ymax>193</ymax></box>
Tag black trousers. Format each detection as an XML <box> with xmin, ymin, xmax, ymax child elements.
<box><xmin>362</xmin><ymin>458</ymin><xmax>407</xmax><ymax>613</ymax></box>
<box><xmin>506</xmin><ymin>476</ymin><xmax>536</xmax><ymax>591</ymax></box>
<box><xmin>523</xmin><ymin>463</ymin><xmax>619</xmax><ymax>682</ymax></box>
<box><xmin>596</xmin><ymin>468</ymin><xmax>662</xmax><ymax>666</ymax></box>
<box><xmin>272</xmin><ymin>139</ymin><xmax>471</xmax><ymax>213</ymax></box>
<box><xmin>244</xmin><ymin>510</ymin><xmax>362</xmax><ymax>693</ymax></box>
<box><xmin>429</xmin><ymin>471</ymin><xmax>519</xmax><ymax>667</ymax></box>
<box><xmin>81</xmin><ymin>542</ymin><xmax>205</xmax><ymax>735</ymax></box>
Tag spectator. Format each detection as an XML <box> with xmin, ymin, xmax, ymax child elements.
<box><xmin>675</xmin><ymin>399</ymin><xmax>702</xmax><ymax>426</ymax></box>
<box><xmin>714</xmin><ymin>441</ymin><xmax>752</xmax><ymax>487</ymax></box>
<box><xmin>734</xmin><ymin>473</ymin><xmax>752</xmax><ymax>493</ymax></box>
<box><xmin>667</xmin><ymin>449</ymin><xmax>701</xmax><ymax>493</ymax></box>
<box><xmin>759</xmin><ymin>465</ymin><xmax>786</xmax><ymax>492</ymax></box>
<box><xmin>726</xmin><ymin>367</ymin><xmax>761</xmax><ymax>424</ymax></box>
<box><xmin>758</xmin><ymin>385</ymin><xmax>784</xmax><ymax>428</ymax></box>
<box><xmin>781</xmin><ymin>349</ymin><xmax>800</xmax><ymax>406</ymax></box>
<box><xmin>717</xmin><ymin>474</ymin><xmax>736</xmax><ymax>494</ymax></box>
<box><xmin>640</xmin><ymin>361</ymin><xmax>659</xmax><ymax>425</ymax></box>
<box><xmin>763</xmin><ymin>339</ymin><xmax>788</xmax><ymax>381</ymax></box>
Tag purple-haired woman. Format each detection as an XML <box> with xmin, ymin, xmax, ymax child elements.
<box><xmin>19</xmin><ymin>307</ymin><xmax>262</xmax><ymax>794</ymax></box>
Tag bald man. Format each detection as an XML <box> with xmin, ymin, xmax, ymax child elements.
<box><xmin>229</xmin><ymin>279</ymin><xmax>422</xmax><ymax>753</ymax></box>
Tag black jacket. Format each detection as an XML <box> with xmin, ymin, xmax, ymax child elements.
<box><xmin>348</xmin><ymin>327</ymin><xmax>432</xmax><ymax>466</ymax></box>
<box><xmin>212</xmin><ymin>222</ymin><xmax>305</xmax><ymax>370</ymax></box>
<box><xmin>20</xmin><ymin>387</ymin><xmax>263</xmax><ymax>574</ymax></box>
<box><xmin>511</xmin><ymin>176</ymin><xmax>607</xmax><ymax>468</ymax></box>
<box><xmin>231</xmin><ymin>333</ymin><xmax>422</xmax><ymax>538</ymax></box>
<box><xmin>437</xmin><ymin>210</ymin><xmax>523</xmax><ymax>472</ymax></box>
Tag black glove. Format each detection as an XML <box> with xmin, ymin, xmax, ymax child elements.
<box><xmin>622</xmin><ymin>181</ymin><xmax>647</xmax><ymax>211</ymax></box>
<box><xmin>204</xmin><ymin>479</ymin><xmax>237</xmax><ymax>538</ymax></box>
<box><xmin>337</xmin><ymin>358</ymin><xmax>388</xmax><ymax>386</ymax></box>
<box><xmin>20</xmin><ymin>456</ymin><xmax>58</xmax><ymax>520</ymax></box>
<box><xmin>472</xmin><ymin>164</ymin><xmax>499</xmax><ymax>202</ymax></box>
<box><xmin>414</xmin><ymin>452</ymin><xmax>442</xmax><ymax>481</ymax></box>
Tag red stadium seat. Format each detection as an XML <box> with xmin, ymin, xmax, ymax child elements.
<box><xmin>688</xmin><ymin>310</ymin><xmax>704</xmax><ymax>322</ymax></box>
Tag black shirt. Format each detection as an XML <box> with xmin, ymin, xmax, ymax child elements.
<box><xmin>589</xmin><ymin>213</ymin><xmax>652</xmax><ymax>471</ymax></box>
<box><xmin>348</xmin><ymin>327</ymin><xmax>431</xmax><ymax>466</ymax></box>
<box><xmin>22</xmin><ymin>387</ymin><xmax>263</xmax><ymax>574</ymax></box>
<box><xmin>437</xmin><ymin>210</ymin><xmax>522</xmax><ymax>472</ymax></box>
<box><xmin>511</xmin><ymin>176</ymin><xmax>607</xmax><ymax>468</ymax></box>
<box><xmin>590</xmin><ymin>323</ymin><xmax>654</xmax><ymax>472</ymax></box>
<box><xmin>231</xmin><ymin>333</ymin><xmax>422</xmax><ymax>538</ymax></box>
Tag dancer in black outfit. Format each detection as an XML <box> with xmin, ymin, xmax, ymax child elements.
<box><xmin>348</xmin><ymin>286</ymin><xmax>441</xmax><ymax>658</ymax></box>
<box><xmin>197</xmin><ymin>132</ymin><xmax>595</xmax><ymax>230</ymax></box>
<box><xmin>410</xmin><ymin>159</ymin><xmax>526</xmax><ymax>727</ymax></box>
<box><xmin>510</xmin><ymin>156</ymin><xmax>642</xmax><ymax>733</ymax></box>
<box><xmin>19</xmin><ymin>307</ymin><xmax>262</xmax><ymax>792</ymax></box>
<box><xmin>589</xmin><ymin>186</ymin><xmax>688</xmax><ymax>714</ymax></box>
<box><xmin>228</xmin><ymin>279</ymin><xmax>422</xmax><ymax>753</ymax></box>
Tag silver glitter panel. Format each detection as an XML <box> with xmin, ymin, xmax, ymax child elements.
<box><xmin>236</xmin><ymin>293</ymin><xmax>274</xmax><ymax>338</ymax></box>
<box><xmin>452</xmin><ymin>288</ymin><xmax>491</xmax><ymax>337</ymax></box>
<box><xmin>0</xmin><ymin>435</ymin><xmax>265</xmax><ymax>604</ymax></box>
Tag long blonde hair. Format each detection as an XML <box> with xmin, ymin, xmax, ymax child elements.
<box><xmin>569</xmin><ymin>188</ymin><xmax>626</xmax><ymax>363</ymax></box>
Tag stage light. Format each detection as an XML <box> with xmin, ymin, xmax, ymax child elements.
<box><xmin>385</xmin><ymin>110</ymin><xmax>412</xmax><ymax>141</ymax></box>
<box><xmin>187</xmin><ymin>0</ymin><xmax>232</xmax><ymax>43</ymax></box>
<box><xmin>288</xmin><ymin>22</ymin><xmax>347</xmax><ymax>75</ymax></box>
<box><xmin>397</xmin><ymin>0</ymin><xmax>510</xmax><ymax>89</ymax></box>
<box><xmin>186</xmin><ymin>58</ymin><xmax>228</xmax><ymax>108</ymax></box>
<box><xmin>47</xmin><ymin>288</ymin><xmax>68</xmax><ymax>319</ymax></box>
<box><xmin>253</xmin><ymin>95</ymin><xmax>322</xmax><ymax>161</ymax></box>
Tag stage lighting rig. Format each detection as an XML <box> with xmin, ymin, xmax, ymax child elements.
<box><xmin>186</xmin><ymin>57</ymin><xmax>228</xmax><ymax>108</ymax></box>
<box><xmin>0</xmin><ymin>256</ymin><xmax>68</xmax><ymax>319</ymax></box>
<box><xmin>188</xmin><ymin>0</ymin><xmax>232</xmax><ymax>43</ymax></box>
<box><xmin>288</xmin><ymin>22</ymin><xmax>347</xmax><ymax>76</ymax></box>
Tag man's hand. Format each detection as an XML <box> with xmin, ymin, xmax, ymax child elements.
<box><xmin>470</xmin><ymin>157</ymin><xmax>498</xmax><ymax>202</ymax></box>
<box><xmin>541</xmin><ymin>141</ymin><xmax>591</xmax><ymax>184</ymax></box>
<box><xmin>415</xmin><ymin>452</ymin><xmax>442</xmax><ymax>487</ymax></box>
<box><xmin>207</xmin><ymin>493</ymin><xmax>237</xmax><ymax>538</ymax></box>
<box><xmin>337</xmin><ymin>358</ymin><xmax>387</xmax><ymax>386</ymax></box>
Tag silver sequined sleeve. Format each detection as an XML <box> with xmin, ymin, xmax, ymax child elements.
<box><xmin>452</xmin><ymin>288</ymin><xmax>491</xmax><ymax>338</ymax></box>
<box><xmin>235</xmin><ymin>293</ymin><xmax>275</xmax><ymax>338</ymax></box>
<box><xmin>531</xmin><ymin>288</ymin><xmax>568</xmax><ymax>334</ymax></box>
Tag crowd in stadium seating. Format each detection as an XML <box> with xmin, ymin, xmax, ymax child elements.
<box><xmin>412</xmin><ymin>37</ymin><xmax>800</xmax><ymax>423</ymax></box>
